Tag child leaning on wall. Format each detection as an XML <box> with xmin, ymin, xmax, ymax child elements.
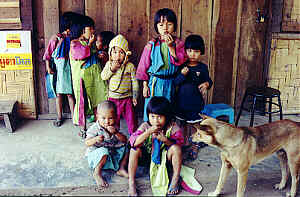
<box><xmin>85</xmin><ymin>100</ymin><xmax>129</xmax><ymax>189</ymax></box>
<box><xmin>136</xmin><ymin>8</ymin><xmax>187</xmax><ymax>122</ymax></box>
<box><xmin>43</xmin><ymin>12</ymin><xmax>75</xmax><ymax>127</ymax></box>
<box><xmin>101</xmin><ymin>34</ymin><xmax>139</xmax><ymax>136</ymax></box>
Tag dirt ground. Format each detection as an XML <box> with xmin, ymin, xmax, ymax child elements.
<box><xmin>0</xmin><ymin>114</ymin><xmax>300</xmax><ymax>196</ymax></box>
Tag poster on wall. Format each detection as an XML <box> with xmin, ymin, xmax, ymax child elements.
<box><xmin>0</xmin><ymin>31</ymin><xmax>32</xmax><ymax>70</ymax></box>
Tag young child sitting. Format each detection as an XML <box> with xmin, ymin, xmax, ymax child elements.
<box><xmin>85</xmin><ymin>101</ymin><xmax>129</xmax><ymax>188</ymax></box>
<box><xmin>128</xmin><ymin>96</ymin><xmax>184</xmax><ymax>196</ymax></box>
<box><xmin>101</xmin><ymin>34</ymin><xmax>139</xmax><ymax>135</ymax></box>
<box><xmin>96</xmin><ymin>31</ymin><xmax>115</xmax><ymax>67</ymax></box>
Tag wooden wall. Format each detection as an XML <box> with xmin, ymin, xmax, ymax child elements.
<box><xmin>33</xmin><ymin>0</ymin><xmax>270</xmax><ymax>115</ymax></box>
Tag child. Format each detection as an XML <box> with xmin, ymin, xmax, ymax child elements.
<box><xmin>69</xmin><ymin>19</ymin><xmax>108</xmax><ymax>137</ymax></box>
<box><xmin>101</xmin><ymin>34</ymin><xmax>139</xmax><ymax>135</ymax></box>
<box><xmin>95</xmin><ymin>31</ymin><xmax>115</xmax><ymax>67</ymax></box>
<box><xmin>174</xmin><ymin>34</ymin><xmax>213</xmax><ymax>160</ymax></box>
<box><xmin>136</xmin><ymin>8</ymin><xmax>187</xmax><ymax>121</ymax></box>
<box><xmin>85</xmin><ymin>100</ymin><xmax>129</xmax><ymax>188</ymax></box>
<box><xmin>174</xmin><ymin>34</ymin><xmax>213</xmax><ymax>122</ymax></box>
<box><xmin>43</xmin><ymin>12</ymin><xmax>75</xmax><ymax>127</ymax></box>
<box><xmin>128</xmin><ymin>96</ymin><xmax>184</xmax><ymax>196</ymax></box>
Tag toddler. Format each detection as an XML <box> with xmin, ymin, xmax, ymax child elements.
<box><xmin>85</xmin><ymin>100</ymin><xmax>129</xmax><ymax>188</ymax></box>
<box><xmin>101</xmin><ymin>34</ymin><xmax>139</xmax><ymax>135</ymax></box>
<box><xmin>136</xmin><ymin>8</ymin><xmax>187</xmax><ymax>121</ymax></box>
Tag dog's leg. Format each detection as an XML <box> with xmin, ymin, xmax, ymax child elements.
<box><xmin>274</xmin><ymin>150</ymin><xmax>289</xmax><ymax>190</ymax></box>
<box><xmin>287</xmin><ymin>157</ymin><xmax>300</xmax><ymax>197</ymax></box>
<box><xmin>208</xmin><ymin>154</ymin><xmax>232</xmax><ymax>196</ymax></box>
<box><xmin>236</xmin><ymin>170</ymin><xmax>248</xmax><ymax>197</ymax></box>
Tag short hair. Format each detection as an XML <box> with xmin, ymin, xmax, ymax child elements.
<box><xmin>69</xmin><ymin>14</ymin><xmax>95</xmax><ymax>39</ymax></box>
<box><xmin>97</xmin><ymin>100</ymin><xmax>117</xmax><ymax>115</ymax></box>
<box><xmin>97</xmin><ymin>31</ymin><xmax>115</xmax><ymax>48</ymax></box>
<box><xmin>185</xmin><ymin>34</ymin><xmax>205</xmax><ymax>55</ymax></box>
<box><xmin>146</xmin><ymin>96</ymin><xmax>173</xmax><ymax>126</ymax></box>
<box><xmin>154</xmin><ymin>8</ymin><xmax>177</xmax><ymax>34</ymax></box>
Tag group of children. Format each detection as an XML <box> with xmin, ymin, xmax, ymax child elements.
<box><xmin>44</xmin><ymin>8</ymin><xmax>212</xmax><ymax>196</ymax></box>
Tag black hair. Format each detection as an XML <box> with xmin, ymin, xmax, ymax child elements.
<box><xmin>184</xmin><ymin>34</ymin><xmax>205</xmax><ymax>55</ymax></box>
<box><xmin>97</xmin><ymin>31</ymin><xmax>115</xmax><ymax>48</ymax></box>
<box><xmin>146</xmin><ymin>96</ymin><xmax>173</xmax><ymax>126</ymax></box>
<box><xmin>67</xmin><ymin>13</ymin><xmax>95</xmax><ymax>39</ymax></box>
<box><xmin>154</xmin><ymin>8</ymin><xmax>177</xmax><ymax>34</ymax></box>
<box><xmin>59</xmin><ymin>12</ymin><xmax>73</xmax><ymax>33</ymax></box>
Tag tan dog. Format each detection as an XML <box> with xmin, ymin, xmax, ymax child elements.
<box><xmin>191</xmin><ymin>115</ymin><xmax>300</xmax><ymax>197</ymax></box>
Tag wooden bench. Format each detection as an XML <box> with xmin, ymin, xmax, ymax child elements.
<box><xmin>0</xmin><ymin>101</ymin><xmax>18</xmax><ymax>132</ymax></box>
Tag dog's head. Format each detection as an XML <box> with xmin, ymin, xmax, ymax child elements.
<box><xmin>191</xmin><ymin>115</ymin><xmax>242</xmax><ymax>148</ymax></box>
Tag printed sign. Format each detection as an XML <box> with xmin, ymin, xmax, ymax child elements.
<box><xmin>6</xmin><ymin>33</ymin><xmax>21</xmax><ymax>48</ymax></box>
<box><xmin>0</xmin><ymin>31</ymin><xmax>32</xmax><ymax>70</ymax></box>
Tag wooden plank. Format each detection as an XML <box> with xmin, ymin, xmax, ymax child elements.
<box><xmin>0</xmin><ymin>1</ymin><xmax>19</xmax><ymax>7</ymax></box>
<box><xmin>210</xmin><ymin>0</ymin><xmax>239</xmax><ymax>105</ymax></box>
<box><xmin>181</xmin><ymin>0</ymin><xmax>213</xmax><ymax>103</ymax></box>
<box><xmin>233</xmin><ymin>0</ymin><xmax>269</xmax><ymax>110</ymax></box>
<box><xmin>60</xmin><ymin>0</ymin><xmax>85</xmax><ymax>15</ymax></box>
<box><xmin>43</xmin><ymin>0</ymin><xmax>59</xmax><ymax>46</ymax></box>
<box><xmin>118</xmin><ymin>0</ymin><xmax>149</xmax><ymax>65</ymax></box>
<box><xmin>149</xmin><ymin>0</ymin><xmax>182</xmax><ymax>39</ymax></box>
<box><xmin>0</xmin><ymin>18</ymin><xmax>20</xmax><ymax>23</ymax></box>
<box><xmin>85</xmin><ymin>0</ymin><xmax>117</xmax><ymax>34</ymax></box>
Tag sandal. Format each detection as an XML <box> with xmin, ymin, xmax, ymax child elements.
<box><xmin>167</xmin><ymin>177</ymin><xmax>181</xmax><ymax>196</ymax></box>
<box><xmin>53</xmin><ymin>119</ymin><xmax>63</xmax><ymax>127</ymax></box>
<box><xmin>78</xmin><ymin>129</ymin><xmax>87</xmax><ymax>139</ymax></box>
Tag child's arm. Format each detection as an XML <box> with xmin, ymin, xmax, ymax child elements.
<box><xmin>174</xmin><ymin>66</ymin><xmax>189</xmax><ymax>86</ymax></box>
<box><xmin>101</xmin><ymin>61</ymin><xmax>116</xmax><ymax>80</ymax></box>
<box><xmin>85</xmin><ymin>135</ymin><xmax>104</xmax><ymax>147</ymax></box>
<box><xmin>133</xmin><ymin>126</ymin><xmax>160</xmax><ymax>147</ymax></box>
<box><xmin>170</xmin><ymin>39</ymin><xmax>187</xmax><ymax>66</ymax></box>
<box><xmin>130</xmin><ymin>63</ymin><xmax>139</xmax><ymax>106</ymax></box>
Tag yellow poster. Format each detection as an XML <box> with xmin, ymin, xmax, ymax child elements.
<box><xmin>0</xmin><ymin>53</ymin><xmax>33</xmax><ymax>70</ymax></box>
<box><xmin>6</xmin><ymin>33</ymin><xmax>21</xmax><ymax>48</ymax></box>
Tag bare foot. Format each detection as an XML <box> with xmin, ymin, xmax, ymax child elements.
<box><xmin>93</xmin><ymin>170</ymin><xmax>109</xmax><ymax>188</ymax></box>
<box><xmin>168</xmin><ymin>176</ymin><xmax>180</xmax><ymax>195</ymax></box>
<box><xmin>128</xmin><ymin>181</ymin><xmax>137</xmax><ymax>197</ymax></box>
<box><xmin>117</xmin><ymin>168</ymin><xmax>129</xmax><ymax>178</ymax></box>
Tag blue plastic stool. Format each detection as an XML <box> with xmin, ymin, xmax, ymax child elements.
<box><xmin>201</xmin><ymin>103</ymin><xmax>235</xmax><ymax>124</ymax></box>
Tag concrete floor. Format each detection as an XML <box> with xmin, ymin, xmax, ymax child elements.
<box><xmin>0</xmin><ymin>113</ymin><xmax>299</xmax><ymax>196</ymax></box>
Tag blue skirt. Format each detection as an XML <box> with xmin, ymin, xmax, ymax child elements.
<box><xmin>87</xmin><ymin>146</ymin><xmax>127</xmax><ymax>171</ymax></box>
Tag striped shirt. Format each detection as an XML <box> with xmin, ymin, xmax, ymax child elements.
<box><xmin>101</xmin><ymin>61</ymin><xmax>139</xmax><ymax>99</ymax></box>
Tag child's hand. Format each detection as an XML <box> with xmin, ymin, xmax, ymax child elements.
<box><xmin>132</xmin><ymin>98</ymin><xmax>138</xmax><ymax>106</ymax></box>
<box><xmin>110</xmin><ymin>60</ymin><xmax>121</xmax><ymax>72</ymax></box>
<box><xmin>162</xmin><ymin>33</ymin><xmax>174</xmax><ymax>47</ymax></box>
<box><xmin>47</xmin><ymin>67</ymin><xmax>54</xmax><ymax>75</ymax></box>
<box><xmin>153</xmin><ymin>132</ymin><xmax>167</xmax><ymax>142</ymax></box>
<box><xmin>181</xmin><ymin>67</ymin><xmax>189</xmax><ymax>76</ymax></box>
<box><xmin>198</xmin><ymin>82</ymin><xmax>209</xmax><ymax>96</ymax></box>
<box><xmin>148</xmin><ymin>126</ymin><xmax>161</xmax><ymax>135</ymax></box>
<box><xmin>95</xmin><ymin>135</ymin><xmax>104</xmax><ymax>143</ymax></box>
<box><xmin>106</xmin><ymin>126</ymin><xmax>117</xmax><ymax>135</ymax></box>
<box><xmin>88</xmin><ymin>34</ymin><xmax>95</xmax><ymax>46</ymax></box>
<box><xmin>143</xmin><ymin>85</ymin><xmax>150</xmax><ymax>98</ymax></box>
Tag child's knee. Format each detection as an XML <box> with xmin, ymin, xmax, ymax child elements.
<box><xmin>168</xmin><ymin>144</ymin><xmax>182</xmax><ymax>156</ymax></box>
